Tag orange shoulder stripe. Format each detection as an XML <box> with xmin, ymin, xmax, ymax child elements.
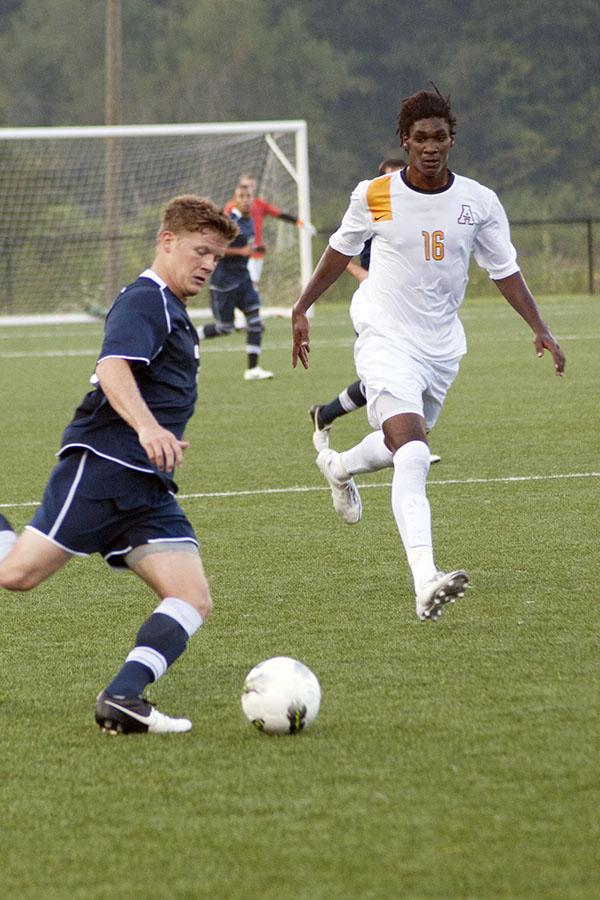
<box><xmin>366</xmin><ymin>174</ymin><xmax>392</xmax><ymax>222</ymax></box>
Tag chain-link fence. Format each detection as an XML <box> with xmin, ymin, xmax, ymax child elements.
<box><xmin>314</xmin><ymin>218</ymin><xmax>599</xmax><ymax>301</ymax></box>
<box><xmin>467</xmin><ymin>218</ymin><xmax>599</xmax><ymax>296</ymax></box>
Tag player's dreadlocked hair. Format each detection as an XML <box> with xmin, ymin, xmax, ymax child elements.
<box><xmin>396</xmin><ymin>84</ymin><xmax>456</xmax><ymax>139</ymax></box>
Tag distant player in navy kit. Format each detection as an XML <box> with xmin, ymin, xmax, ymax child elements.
<box><xmin>0</xmin><ymin>195</ymin><xmax>238</xmax><ymax>734</ymax></box>
<box><xmin>200</xmin><ymin>184</ymin><xmax>273</xmax><ymax>380</ymax></box>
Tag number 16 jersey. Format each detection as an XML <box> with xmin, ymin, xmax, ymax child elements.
<box><xmin>329</xmin><ymin>168</ymin><xmax>519</xmax><ymax>361</ymax></box>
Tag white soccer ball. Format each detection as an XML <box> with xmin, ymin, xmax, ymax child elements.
<box><xmin>241</xmin><ymin>656</ymin><xmax>321</xmax><ymax>735</ymax></box>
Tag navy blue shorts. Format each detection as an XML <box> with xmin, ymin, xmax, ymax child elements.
<box><xmin>210</xmin><ymin>279</ymin><xmax>260</xmax><ymax>325</ymax></box>
<box><xmin>27</xmin><ymin>450</ymin><xmax>198</xmax><ymax>569</ymax></box>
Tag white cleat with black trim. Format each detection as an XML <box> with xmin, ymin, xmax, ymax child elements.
<box><xmin>316</xmin><ymin>448</ymin><xmax>362</xmax><ymax>525</ymax></box>
<box><xmin>95</xmin><ymin>691</ymin><xmax>192</xmax><ymax>735</ymax></box>
<box><xmin>243</xmin><ymin>365</ymin><xmax>273</xmax><ymax>381</ymax></box>
<box><xmin>416</xmin><ymin>570</ymin><xmax>469</xmax><ymax>622</ymax></box>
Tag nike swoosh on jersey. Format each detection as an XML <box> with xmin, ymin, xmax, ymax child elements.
<box><xmin>367</xmin><ymin>175</ymin><xmax>393</xmax><ymax>222</ymax></box>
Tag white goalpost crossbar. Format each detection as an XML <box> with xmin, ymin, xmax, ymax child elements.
<box><xmin>0</xmin><ymin>120</ymin><xmax>312</xmax><ymax>325</ymax></box>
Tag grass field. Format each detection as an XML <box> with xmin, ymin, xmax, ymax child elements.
<box><xmin>0</xmin><ymin>295</ymin><xmax>598</xmax><ymax>899</ymax></box>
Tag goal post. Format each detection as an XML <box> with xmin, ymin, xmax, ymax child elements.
<box><xmin>0</xmin><ymin>120</ymin><xmax>312</xmax><ymax>323</ymax></box>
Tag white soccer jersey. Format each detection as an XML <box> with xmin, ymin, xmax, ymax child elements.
<box><xmin>329</xmin><ymin>169</ymin><xmax>519</xmax><ymax>360</ymax></box>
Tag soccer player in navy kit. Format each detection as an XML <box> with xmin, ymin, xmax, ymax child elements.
<box><xmin>0</xmin><ymin>195</ymin><xmax>238</xmax><ymax>734</ymax></box>
<box><xmin>200</xmin><ymin>184</ymin><xmax>273</xmax><ymax>380</ymax></box>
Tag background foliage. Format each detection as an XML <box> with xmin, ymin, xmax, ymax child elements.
<box><xmin>0</xmin><ymin>0</ymin><xmax>598</xmax><ymax>221</ymax></box>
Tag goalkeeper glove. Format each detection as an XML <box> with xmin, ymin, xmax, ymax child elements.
<box><xmin>297</xmin><ymin>220</ymin><xmax>317</xmax><ymax>237</ymax></box>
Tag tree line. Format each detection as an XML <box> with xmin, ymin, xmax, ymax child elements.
<box><xmin>0</xmin><ymin>0</ymin><xmax>598</xmax><ymax>220</ymax></box>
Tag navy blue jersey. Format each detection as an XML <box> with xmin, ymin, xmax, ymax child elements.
<box><xmin>359</xmin><ymin>238</ymin><xmax>372</xmax><ymax>271</ymax></box>
<box><xmin>210</xmin><ymin>209</ymin><xmax>254</xmax><ymax>290</ymax></box>
<box><xmin>60</xmin><ymin>269</ymin><xmax>199</xmax><ymax>489</ymax></box>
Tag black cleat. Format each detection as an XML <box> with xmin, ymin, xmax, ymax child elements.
<box><xmin>95</xmin><ymin>690</ymin><xmax>192</xmax><ymax>735</ymax></box>
<box><xmin>309</xmin><ymin>405</ymin><xmax>331</xmax><ymax>452</ymax></box>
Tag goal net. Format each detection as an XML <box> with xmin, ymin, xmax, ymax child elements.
<box><xmin>0</xmin><ymin>121</ymin><xmax>312</xmax><ymax>322</ymax></box>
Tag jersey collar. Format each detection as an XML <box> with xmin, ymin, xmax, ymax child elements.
<box><xmin>401</xmin><ymin>167</ymin><xmax>455</xmax><ymax>195</ymax></box>
<box><xmin>140</xmin><ymin>268</ymin><xmax>167</xmax><ymax>289</ymax></box>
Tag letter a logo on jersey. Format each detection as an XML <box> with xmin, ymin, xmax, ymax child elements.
<box><xmin>457</xmin><ymin>204</ymin><xmax>475</xmax><ymax>225</ymax></box>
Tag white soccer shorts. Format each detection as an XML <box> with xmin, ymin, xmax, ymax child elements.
<box><xmin>353</xmin><ymin>325</ymin><xmax>461</xmax><ymax>432</ymax></box>
<box><xmin>247</xmin><ymin>257</ymin><xmax>264</xmax><ymax>284</ymax></box>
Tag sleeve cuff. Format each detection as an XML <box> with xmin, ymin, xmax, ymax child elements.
<box><xmin>489</xmin><ymin>265</ymin><xmax>520</xmax><ymax>281</ymax></box>
<box><xmin>329</xmin><ymin>233</ymin><xmax>365</xmax><ymax>258</ymax></box>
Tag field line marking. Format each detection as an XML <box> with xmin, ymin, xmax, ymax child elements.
<box><xmin>181</xmin><ymin>471</ymin><xmax>600</xmax><ymax>498</ymax></box>
<box><xmin>2</xmin><ymin>470</ymin><xmax>598</xmax><ymax>509</ymax></box>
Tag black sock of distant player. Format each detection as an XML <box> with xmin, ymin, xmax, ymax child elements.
<box><xmin>201</xmin><ymin>323</ymin><xmax>220</xmax><ymax>339</ymax></box>
<box><xmin>319</xmin><ymin>380</ymin><xmax>367</xmax><ymax>427</ymax></box>
<box><xmin>346</xmin><ymin>380</ymin><xmax>367</xmax><ymax>408</ymax></box>
<box><xmin>318</xmin><ymin>397</ymin><xmax>345</xmax><ymax>427</ymax></box>
<box><xmin>106</xmin><ymin>612</ymin><xmax>189</xmax><ymax>697</ymax></box>
<box><xmin>246</xmin><ymin>312</ymin><xmax>263</xmax><ymax>369</ymax></box>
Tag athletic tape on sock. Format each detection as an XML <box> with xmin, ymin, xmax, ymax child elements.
<box><xmin>125</xmin><ymin>646</ymin><xmax>168</xmax><ymax>681</ymax></box>
<box><xmin>154</xmin><ymin>596</ymin><xmax>204</xmax><ymax>638</ymax></box>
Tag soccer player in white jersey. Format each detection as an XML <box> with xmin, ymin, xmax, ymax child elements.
<box><xmin>309</xmin><ymin>156</ymin><xmax>440</xmax><ymax>464</ymax></box>
<box><xmin>291</xmin><ymin>86</ymin><xmax>565</xmax><ymax>622</ymax></box>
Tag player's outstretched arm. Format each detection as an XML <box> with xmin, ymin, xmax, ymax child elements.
<box><xmin>96</xmin><ymin>357</ymin><xmax>189</xmax><ymax>472</ymax></box>
<box><xmin>493</xmin><ymin>272</ymin><xmax>566</xmax><ymax>376</ymax></box>
<box><xmin>292</xmin><ymin>247</ymin><xmax>352</xmax><ymax>369</ymax></box>
<box><xmin>346</xmin><ymin>259</ymin><xmax>369</xmax><ymax>283</ymax></box>
<box><xmin>277</xmin><ymin>212</ymin><xmax>316</xmax><ymax>235</ymax></box>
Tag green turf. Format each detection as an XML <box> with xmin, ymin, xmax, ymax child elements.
<box><xmin>0</xmin><ymin>295</ymin><xmax>598</xmax><ymax>899</ymax></box>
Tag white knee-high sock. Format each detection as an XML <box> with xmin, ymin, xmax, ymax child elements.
<box><xmin>339</xmin><ymin>431</ymin><xmax>394</xmax><ymax>476</ymax></box>
<box><xmin>391</xmin><ymin>441</ymin><xmax>437</xmax><ymax>591</ymax></box>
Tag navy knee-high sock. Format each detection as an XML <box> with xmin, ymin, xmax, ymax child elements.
<box><xmin>106</xmin><ymin>597</ymin><xmax>203</xmax><ymax>697</ymax></box>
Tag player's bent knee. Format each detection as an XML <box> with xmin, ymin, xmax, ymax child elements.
<box><xmin>200</xmin><ymin>591</ymin><xmax>214</xmax><ymax>620</ymax></box>
<box><xmin>126</xmin><ymin>542</ymin><xmax>213</xmax><ymax>617</ymax></box>
<box><xmin>180</xmin><ymin>587</ymin><xmax>213</xmax><ymax>620</ymax></box>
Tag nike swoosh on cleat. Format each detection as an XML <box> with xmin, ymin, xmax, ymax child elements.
<box><xmin>104</xmin><ymin>699</ymin><xmax>151</xmax><ymax>724</ymax></box>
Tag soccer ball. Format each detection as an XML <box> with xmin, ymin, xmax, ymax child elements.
<box><xmin>241</xmin><ymin>656</ymin><xmax>321</xmax><ymax>735</ymax></box>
